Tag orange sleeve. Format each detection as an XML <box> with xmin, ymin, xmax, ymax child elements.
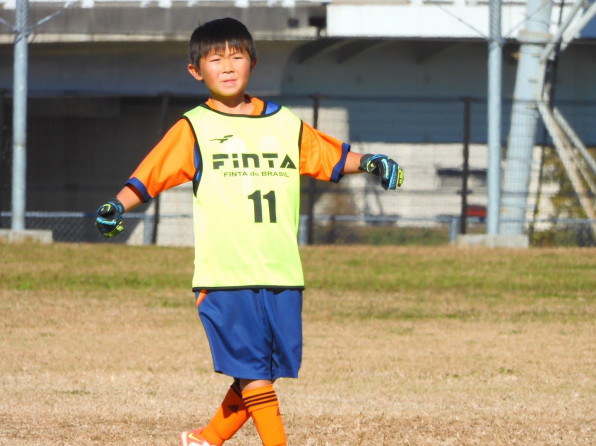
<box><xmin>125</xmin><ymin>119</ymin><xmax>196</xmax><ymax>201</ymax></box>
<box><xmin>299</xmin><ymin>122</ymin><xmax>350</xmax><ymax>183</ymax></box>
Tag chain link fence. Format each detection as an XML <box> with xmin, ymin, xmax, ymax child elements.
<box><xmin>1</xmin><ymin>211</ymin><xmax>594</xmax><ymax>247</ymax></box>
<box><xmin>1</xmin><ymin>93</ymin><xmax>595</xmax><ymax>246</ymax></box>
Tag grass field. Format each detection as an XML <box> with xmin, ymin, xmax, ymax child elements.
<box><xmin>1</xmin><ymin>243</ymin><xmax>594</xmax><ymax>445</ymax></box>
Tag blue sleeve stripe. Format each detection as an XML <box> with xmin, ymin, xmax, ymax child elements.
<box><xmin>126</xmin><ymin>177</ymin><xmax>152</xmax><ymax>202</ymax></box>
<box><xmin>193</xmin><ymin>141</ymin><xmax>202</xmax><ymax>196</ymax></box>
<box><xmin>330</xmin><ymin>142</ymin><xmax>351</xmax><ymax>183</ymax></box>
<box><xmin>194</xmin><ymin>142</ymin><xmax>201</xmax><ymax>170</ymax></box>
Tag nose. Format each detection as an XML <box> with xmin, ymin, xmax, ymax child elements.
<box><xmin>222</xmin><ymin>57</ymin><xmax>234</xmax><ymax>72</ymax></box>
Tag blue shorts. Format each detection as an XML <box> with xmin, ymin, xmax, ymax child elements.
<box><xmin>196</xmin><ymin>288</ymin><xmax>303</xmax><ymax>381</ymax></box>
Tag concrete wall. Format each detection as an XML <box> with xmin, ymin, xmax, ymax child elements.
<box><xmin>1</xmin><ymin>39</ymin><xmax>595</xmax><ymax>213</ymax></box>
<box><xmin>2</xmin><ymin>37</ymin><xmax>595</xmax><ymax>101</ymax></box>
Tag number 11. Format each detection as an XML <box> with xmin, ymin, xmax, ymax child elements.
<box><xmin>248</xmin><ymin>190</ymin><xmax>277</xmax><ymax>223</ymax></box>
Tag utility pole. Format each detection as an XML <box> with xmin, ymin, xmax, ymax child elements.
<box><xmin>11</xmin><ymin>0</ymin><xmax>30</xmax><ymax>231</ymax></box>
<box><xmin>500</xmin><ymin>0</ymin><xmax>553</xmax><ymax>235</ymax></box>
<box><xmin>487</xmin><ymin>0</ymin><xmax>502</xmax><ymax>235</ymax></box>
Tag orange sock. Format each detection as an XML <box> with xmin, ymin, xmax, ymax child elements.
<box><xmin>242</xmin><ymin>384</ymin><xmax>286</xmax><ymax>446</ymax></box>
<box><xmin>201</xmin><ymin>381</ymin><xmax>249</xmax><ymax>445</ymax></box>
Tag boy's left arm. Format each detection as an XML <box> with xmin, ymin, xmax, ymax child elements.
<box><xmin>342</xmin><ymin>152</ymin><xmax>404</xmax><ymax>190</ymax></box>
<box><xmin>341</xmin><ymin>152</ymin><xmax>364</xmax><ymax>174</ymax></box>
<box><xmin>299</xmin><ymin>122</ymin><xmax>403</xmax><ymax>189</ymax></box>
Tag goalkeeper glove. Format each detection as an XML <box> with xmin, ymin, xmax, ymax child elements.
<box><xmin>95</xmin><ymin>198</ymin><xmax>124</xmax><ymax>238</ymax></box>
<box><xmin>359</xmin><ymin>154</ymin><xmax>404</xmax><ymax>190</ymax></box>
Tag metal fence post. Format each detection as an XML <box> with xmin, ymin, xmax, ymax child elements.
<box><xmin>306</xmin><ymin>93</ymin><xmax>321</xmax><ymax>245</ymax></box>
<box><xmin>150</xmin><ymin>92</ymin><xmax>171</xmax><ymax>244</ymax></box>
<box><xmin>0</xmin><ymin>89</ymin><xmax>6</xmax><ymax>219</ymax></box>
<box><xmin>143</xmin><ymin>213</ymin><xmax>153</xmax><ymax>245</ymax></box>
<box><xmin>460</xmin><ymin>97</ymin><xmax>472</xmax><ymax>234</ymax></box>
<box><xmin>449</xmin><ymin>216</ymin><xmax>460</xmax><ymax>243</ymax></box>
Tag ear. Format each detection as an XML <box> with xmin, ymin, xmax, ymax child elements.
<box><xmin>187</xmin><ymin>64</ymin><xmax>204</xmax><ymax>82</ymax></box>
<box><xmin>250</xmin><ymin>58</ymin><xmax>258</xmax><ymax>73</ymax></box>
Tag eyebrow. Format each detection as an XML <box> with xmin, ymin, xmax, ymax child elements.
<box><xmin>205</xmin><ymin>47</ymin><xmax>247</xmax><ymax>57</ymax></box>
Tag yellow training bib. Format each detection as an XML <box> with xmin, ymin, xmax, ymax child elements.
<box><xmin>184</xmin><ymin>103</ymin><xmax>304</xmax><ymax>290</ymax></box>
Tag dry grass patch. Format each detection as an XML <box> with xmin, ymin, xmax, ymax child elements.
<box><xmin>1</xmin><ymin>243</ymin><xmax>594</xmax><ymax>445</ymax></box>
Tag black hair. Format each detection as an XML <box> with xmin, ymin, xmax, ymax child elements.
<box><xmin>189</xmin><ymin>17</ymin><xmax>257</xmax><ymax>66</ymax></box>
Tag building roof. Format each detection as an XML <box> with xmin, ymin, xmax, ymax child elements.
<box><xmin>1</xmin><ymin>1</ymin><xmax>595</xmax><ymax>44</ymax></box>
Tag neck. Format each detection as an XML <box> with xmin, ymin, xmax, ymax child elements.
<box><xmin>209</xmin><ymin>95</ymin><xmax>253</xmax><ymax>115</ymax></box>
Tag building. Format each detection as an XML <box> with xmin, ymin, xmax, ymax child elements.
<box><xmin>1</xmin><ymin>0</ymin><xmax>594</xmax><ymax>244</ymax></box>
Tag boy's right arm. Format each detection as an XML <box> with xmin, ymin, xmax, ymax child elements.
<box><xmin>116</xmin><ymin>185</ymin><xmax>144</xmax><ymax>212</ymax></box>
<box><xmin>94</xmin><ymin>119</ymin><xmax>196</xmax><ymax>238</ymax></box>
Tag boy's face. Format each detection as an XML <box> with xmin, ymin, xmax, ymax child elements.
<box><xmin>188</xmin><ymin>44</ymin><xmax>256</xmax><ymax>102</ymax></box>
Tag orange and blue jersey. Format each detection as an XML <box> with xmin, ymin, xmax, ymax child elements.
<box><xmin>125</xmin><ymin>96</ymin><xmax>350</xmax><ymax>290</ymax></box>
<box><xmin>127</xmin><ymin>97</ymin><xmax>349</xmax><ymax>202</ymax></box>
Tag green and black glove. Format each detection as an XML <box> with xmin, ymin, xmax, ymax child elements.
<box><xmin>95</xmin><ymin>198</ymin><xmax>124</xmax><ymax>238</ymax></box>
<box><xmin>359</xmin><ymin>154</ymin><xmax>404</xmax><ymax>190</ymax></box>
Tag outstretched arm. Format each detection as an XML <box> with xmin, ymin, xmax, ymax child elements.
<box><xmin>341</xmin><ymin>152</ymin><xmax>365</xmax><ymax>174</ymax></box>
<box><xmin>343</xmin><ymin>152</ymin><xmax>404</xmax><ymax>190</ymax></box>
<box><xmin>116</xmin><ymin>185</ymin><xmax>144</xmax><ymax>212</ymax></box>
<box><xmin>94</xmin><ymin>120</ymin><xmax>196</xmax><ymax>238</ymax></box>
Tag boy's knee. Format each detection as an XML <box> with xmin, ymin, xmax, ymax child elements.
<box><xmin>238</xmin><ymin>378</ymin><xmax>273</xmax><ymax>392</ymax></box>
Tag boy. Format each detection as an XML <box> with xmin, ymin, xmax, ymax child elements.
<box><xmin>95</xmin><ymin>17</ymin><xmax>403</xmax><ymax>446</ymax></box>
